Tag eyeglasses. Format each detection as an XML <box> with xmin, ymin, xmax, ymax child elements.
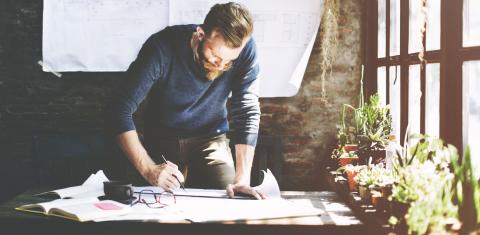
<box><xmin>131</xmin><ymin>190</ymin><xmax>176</xmax><ymax>208</ymax></box>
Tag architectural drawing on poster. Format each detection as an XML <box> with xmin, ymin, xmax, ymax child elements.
<box><xmin>43</xmin><ymin>0</ymin><xmax>324</xmax><ymax>97</ymax></box>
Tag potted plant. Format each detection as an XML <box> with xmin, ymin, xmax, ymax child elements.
<box><xmin>332</xmin><ymin>104</ymin><xmax>359</xmax><ymax>167</ymax></box>
<box><xmin>341</xmin><ymin>164</ymin><xmax>365</xmax><ymax>192</ymax></box>
<box><xmin>389</xmin><ymin>135</ymin><xmax>458</xmax><ymax>233</ymax></box>
<box><xmin>337</xmin><ymin>150</ymin><xmax>359</xmax><ymax>167</ymax></box>
<box><xmin>404</xmin><ymin>173</ymin><xmax>458</xmax><ymax>235</ymax></box>
<box><xmin>371</xmin><ymin>165</ymin><xmax>394</xmax><ymax>212</ymax></box>
<box><xmin>355</xmin><ymin>94</ymin><xmax>392</xmax><ymax>165</ymax></box>
<box><xmin>354</xmin><ymin>164</ymin><xmax>380</xmax><ymax>204</ymax></box>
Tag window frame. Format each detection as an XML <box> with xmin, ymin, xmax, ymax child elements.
<box><xmin>363</xmin><ymin>0</ymin><xmax>480</xmax><ymax>152</ymax></box>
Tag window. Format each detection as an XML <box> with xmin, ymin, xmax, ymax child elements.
<box><xmin>390</xmin><ymin>66</ymin><xmax>401</xmax><ymax>139</ymax></box>
<box><xmin>377</xmin><ymin>67</ymin><xmax>387</xmax><ymax>106</ymax></box>
<box><xmin>425</xmin><ymin>63</ymin><xmax>440</xmax><ymax>137</ymax></box>
<box><xmin>408</xmin><ymin>0</ymin><xmax>440</xmax><ymax>53</ymax></box>
<box><xmin>409</xmin><ymin>64</ymin><xmax>421</xmax><ymax>134</ymax></box>
<box><xmin>378</xmin><ymin>0</ymin><xmax>387</xmax><ymax>58</ymax></box>
<box><xmin>390</xmin><ymin>0</ymin><xmax>400</xmax><ymax>56</ymax></box>
<box><xmin>463</xmin><ymin>0</ymin><xmax>480</xmax><ymax>47</ymax></box>
<box><xmin>463</xmin><ymin>61</ymin><xmax>480</xmax><ymax>169</ymax></box>
<box><xmin>364</xmin><ymin>0</ymin><xmax>480</xmax><ymax>155</ymax></box>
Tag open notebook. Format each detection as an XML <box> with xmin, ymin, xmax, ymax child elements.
<box><xmin>15</xmin><ymin>198</ymin><xmax>131</xmax><ymax>222</ymax></box>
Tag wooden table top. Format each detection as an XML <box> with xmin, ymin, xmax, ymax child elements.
<box><xmin>0</xmin><ymin>188</ymin><xmax>367</xmax><ymax>235</ymax></box>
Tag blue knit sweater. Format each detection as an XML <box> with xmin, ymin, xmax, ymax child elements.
<box><xmin>109</xmin><ymin>25</ymin><xmax>260</xmax><ymax>146</ymax></box>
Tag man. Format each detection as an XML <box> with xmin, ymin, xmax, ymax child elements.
<box><xmin>108</xmin><ymin>2</ymin><xmax>264</xmax><ymax>199</ymax></box>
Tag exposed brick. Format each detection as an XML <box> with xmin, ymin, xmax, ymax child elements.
<box><xmin>261</xmin><ymin>104</ymin><xmax>289</xmax><ymax>114</ymax></box>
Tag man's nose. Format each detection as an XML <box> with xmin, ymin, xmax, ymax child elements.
<box><xmin>211</xmin><ymin>57</ymin><xmax>222</xmax><ymax>67</ymax></box>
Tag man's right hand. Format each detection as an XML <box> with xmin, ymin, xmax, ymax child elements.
<box><xmin>143</xmin><ymin>161</ymin><xmax>185</xmax><ymax>191</ymax></box>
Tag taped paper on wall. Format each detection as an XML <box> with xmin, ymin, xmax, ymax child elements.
<box><xmin>42</xmin><ymin>0</ymin><xmax>324</xmax><ymax>97</ymax></box>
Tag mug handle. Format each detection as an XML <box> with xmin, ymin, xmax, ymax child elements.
<box><xmin>124</xmin><ymin>187</ymin><xmax>133</xmax><ymax>197</ymax></box>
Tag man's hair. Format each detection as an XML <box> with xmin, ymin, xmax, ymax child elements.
<box><xmin>202</xmin><ymin>2</ymin><xmax>253</xmax><ymax>48</ymax></box>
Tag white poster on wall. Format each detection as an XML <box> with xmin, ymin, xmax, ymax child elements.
<box><xmin>43</xmin><ymin>0</ymin><xmax>324</xmax><ymax>97</ymax></box>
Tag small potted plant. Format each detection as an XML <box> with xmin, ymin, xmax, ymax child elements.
<box><xmin>355</xmin><ymin>94</ymin><xmax>392</xmax><ymax>165</ymax></box>
<box><xmin>341</xmin><ymin>164</ymin><xmax>365</xmax><ymax>192</ymax></box>
<box><xmin>332</xmin><ymin>105</ymin><xmax>359</xmax><ymax>167</ymax></box>
<box><xmin>371</xmin><ymin>165</ymin><xmax>394</xmax><ymax>212</ymax></box>
<box><xmin>337</xmin><ymin>150</ymin><xmax>359</xmax><ymax>167</ymax></box>
<box><xmin>354</xmin><ymin>165</ymin><xmax>378</xmax><ymax>204</ymax></box>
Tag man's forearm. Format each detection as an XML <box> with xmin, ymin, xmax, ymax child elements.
<box><xmin>116</xmin><ymin>130</ymin><xmax>155</xmax><ymax>175</ymax></box>
<box><xmin>233</xmin><ymin>144</ymin><xmax>256</xmax><ymax>185</ymax></box>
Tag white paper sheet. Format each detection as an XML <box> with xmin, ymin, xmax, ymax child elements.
<box><xmin>132</xmin><ymin>168</ymin><xmax>281</xmax><ymax>199</ymax></box>
<box><xmin>34</xmin><ymin>170</ymin><xmax>109</xmax><ymax>199</ymax></box>
<box><xmin>43</xmin><ymin>0</ymin><xmax>169</xmax><ymax>71</ymax></box>
<box><xmin>42</xmin><ymin>0</ymin><xmax>324</xmax><ymax>97</ymax></box>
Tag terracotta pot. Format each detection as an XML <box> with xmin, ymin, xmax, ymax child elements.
<box><xmin>371</xmin><ymin>191</ymin><xmax>385</xmax><ymax>212</ymax></box>
<box><xmin>358</xmin><ymin>185</ymin><xmax>371</xmax><ymax>204</ymax></box>
<box><xmin>380</xmin><ymin>184</ymin><xmax>393</xmax><ymax>200</ymax></box>
<box><xmin>346</xmin><ymin>170</ymin><xmax>359</xmax><ymax>192</ymax></box>
<box><xmin>338</xmin><ymin>156</ymin><xmax>359</xmax><ymax>167</ymax></box>
<box><xmin>343</xmin><ymin>144</ymin><xmax>358</xmax><ymax>152</ymax></box>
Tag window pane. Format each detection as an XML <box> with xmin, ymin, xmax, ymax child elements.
<box><xmin>463</xmin><ymin>61</ymin><xmax>480</xmax><ymax>172</ymax></box>
<box><xmin>427</xmin><ymin>0</ymin><xmax>440</xmax><ymax>51</ymax></box>
<box><xmin>378</xmin><ymin>67</ymin><xmax>387</xmax><ymax>106</ymax></box>
<box><xmin>464</xmin><ymin>0</ymin><xmax>480</xmax><ymax>47</ymax></box>
<box><xmin>409</xmin><ymin>0</ymin><xmax>441</xmax><ymax>53</ymax></box>
<box><xmin>378</xmin><ymin>0</ymin><xmax>386</xmax><ymax>58</ymax></box>
<box><xmin>425</xmin><ymin>63</ymin><xmax>440</xmax><ymax>137</ymax></box>
<box><xmin>390</xmin><ymin>0</ymin><xmax>400</xmax><ymax>56</ymax></box>
<box><xmin>390</xmin><ymin>66</ymin><xmax>401</xmax><ymax>139</ymax></box>
<box><xmin>409</xmin><ymin>65</ymin><xmax>421</xmax><ymax>135</ymax></box>
<box><xmin>409</xmin><ymin>0</ymin><xmax>421</xmax><ymax>53</ymax></box>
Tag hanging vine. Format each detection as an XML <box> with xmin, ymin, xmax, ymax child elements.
<box><xmin>319</xmin><ymin>0</ymin><xmax>340</xmax><ymax>101</ymax></box>
<box><xmin>418</xmin><ymin>0</ymin><xmax>428</xmax><ymax>68</ymax></box>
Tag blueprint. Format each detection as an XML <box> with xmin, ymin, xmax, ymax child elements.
<box><xmin>43</xmin><ymin>0</ymin><xmax>324</xmax><ymax>97</ymax></box>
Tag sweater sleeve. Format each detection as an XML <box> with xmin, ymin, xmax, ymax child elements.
<box><xmin>106</xmin><ymin>35</ymin><xmax>165</xmax><ymax>136</ymax></box>
<box><xmin>229</xmin><ymin>38</ymin><xmax>261</xmax><ymax>147</ymax></box>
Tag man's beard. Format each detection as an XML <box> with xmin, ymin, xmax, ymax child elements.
<box><xmin>196</xmin><ymin>40</ymin><xmax>232</xmax><ymax>81</ymax></box>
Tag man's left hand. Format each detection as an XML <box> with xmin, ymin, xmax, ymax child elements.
<box><xmin>226</xmin><ymin>183</ymin><xmax>267</xmax><ymax>200</ymax></box>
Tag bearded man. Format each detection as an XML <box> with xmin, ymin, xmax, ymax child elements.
<box><xmin>108</xmin><ymin>2</ymin><xmax>263</xmax><ymax>199</ymax></box>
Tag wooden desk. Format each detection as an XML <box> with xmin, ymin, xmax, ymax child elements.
<box><xmin>0</xmin><ymin>189</ymin><xmax>367</xmax><ymax>235</ymax></box>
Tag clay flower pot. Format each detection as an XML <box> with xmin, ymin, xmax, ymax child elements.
<box><xmin>343</xmin><ymin>144</ymin><xmax>358</xmax><ymax>152</ymax></box>
<box><xmin>346</xmin><ymin>170</ymin><xmax>359</xmax><ymax>192</ymax></box>
<box><xmin>339</xmin><ymin>156</ymin><xmax>359</xmax><ymax>167</ymax></box>
<box><xmin>358</xmin><ymin>184</ymin><xmax>371</xmax><ymax>204</ymax></box>
<box><xmin>370</xmin><ymin>190</ymin><xmax>385</xmax><ymax>212</ymax></box>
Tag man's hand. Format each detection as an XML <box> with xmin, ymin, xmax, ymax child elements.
<box><xmin>226</xmin><ymin>183</ymin><xmax>267</xmax><ymax>200</ymax></box>
<box><xmin>227</xmin><ymin>144</ymin><xmax>265</xmax><ymax>199</ymax></box>
<box><xmin>116</xmin><ymin>131</ymin><xmax>185</xmax><ymax>191</ymax></box>
<box><xmin>143</xmin><ymin>161</ymin><xmax>185</xmax><ymax>191</ymax></box>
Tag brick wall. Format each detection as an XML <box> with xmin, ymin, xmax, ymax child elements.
<box><xmin>0</xmin><ymin>0</ymin><xmax>363</xmax><ymax>199</ymax></box>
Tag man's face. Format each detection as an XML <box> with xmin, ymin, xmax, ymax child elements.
<box><xmin>197</xmin><ymin>29</ymin><xmax>247</xmax><ymax>80</ymax></box>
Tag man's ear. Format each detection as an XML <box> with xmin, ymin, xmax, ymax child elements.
<box><xmin>196</xmin><ymin>26</ymin><xmax>205</xmax><ymax>40</ymax></box>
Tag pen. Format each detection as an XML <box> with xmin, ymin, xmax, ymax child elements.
<box><xmin>160</xmin><ymin>154</ymin><xmax>186</xmax><ymax>191</ymax></box>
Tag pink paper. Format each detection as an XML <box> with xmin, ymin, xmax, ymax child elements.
<box><xmin>95</xmin><ymin>202</ymin><xmax>123</xmax><ymax>210</ymax></box>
